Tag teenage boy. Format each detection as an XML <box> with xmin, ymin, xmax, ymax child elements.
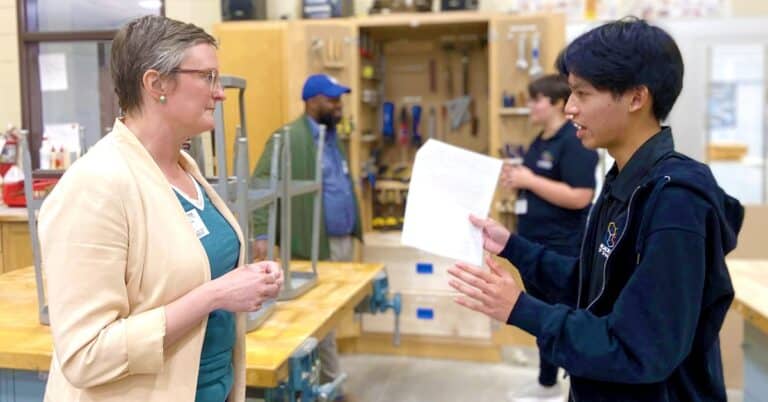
<box><xmin>449</xmin><ymin>17</ymin><xmax>743</xmax><ymax>402</ymax></box>
<box><xmin>501</xmin><ymin>74</ymin><xmax>597</xmax><ymax>402</ymax></box>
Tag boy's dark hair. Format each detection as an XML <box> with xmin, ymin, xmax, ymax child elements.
<box><xmin>556</xmin><ymin>16</ymin><xmax>684</xmax><ymax>121</ymax></box>
<box><xmin>528</xmin><ymin>74</ymin><xmax>571</xmax><ymax>107</ymax></box>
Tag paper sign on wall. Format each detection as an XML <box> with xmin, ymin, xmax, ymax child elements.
<box><xmin>39</xmin><ymin>53</ymin><xmax>69</xmax><ymax>92</ymax></box>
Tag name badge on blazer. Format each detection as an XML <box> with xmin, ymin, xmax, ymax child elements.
<box><xmin>342</xmin><ymin>160</ymin><xmax>349</xmax><ymax>175</ymax></box>
<box><xmin>185</xmin><ymin>209</ymin><xmax>210</xmax><ymax>239</ymax></box>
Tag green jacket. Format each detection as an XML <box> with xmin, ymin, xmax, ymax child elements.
<box><xmin>251</xmin><ymin>115</ymin><xmax>362</xmax><ymax>260</ymax></box>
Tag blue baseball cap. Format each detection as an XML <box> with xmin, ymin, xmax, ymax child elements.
<box><xmin>301</xmin><ymin>74</ymin><xmax>351</xmax><ymax>101</ymax></box>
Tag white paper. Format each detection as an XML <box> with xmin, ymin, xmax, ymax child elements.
<box><xmin>44</xmin><ymin>123</ymin><xmax>81</xmax><ymax>154</ymax></box>
<box><xmin>39</xmin><ymin>53</ymin><xmax>68</xmax><ymax>92</ymax></box>
<box><xmin>401</xmin><ymin>139</ymin><xmax>503</xmax><ymax>266</ymax></box>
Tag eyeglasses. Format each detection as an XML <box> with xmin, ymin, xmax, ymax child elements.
<box><xmin>170</xmin><ymin>68</ymin><xmax>221</xmax><ymax>93</ymax></box>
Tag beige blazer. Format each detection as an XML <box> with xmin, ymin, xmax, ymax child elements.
<box><xmin>39</xmin><ymin>119</ymin><xmax>246</xmax><ymax>402</ymax></box>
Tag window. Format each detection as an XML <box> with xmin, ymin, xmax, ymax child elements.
<box><xmin>18</xmin><ymin>0</ymin><xmax>163</xmax><ymax>168</ymax></box>
<box><xmin>706</xmin><ymin>44</ymin><xmax>766</xmax><ymax>203</ymax></box>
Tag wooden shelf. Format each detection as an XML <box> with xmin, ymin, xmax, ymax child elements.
<box><xmin>361</xmin><ymin>133</ymin><xmax>378</xmax><ymax>143</ymax></box>
<box><xmin>375</xmin><ymin>180</ymin><xmax>409</xmax><ymax>191</ymax></box>
<box><xmin>323</xmin><ymin>61</ymin><xmax>346</xmax><ymax>69</ymax></box>
<box><xmin>499</xmin><ymin>107</ymin><xmax>530</xmax><ymax>116</ymax></box>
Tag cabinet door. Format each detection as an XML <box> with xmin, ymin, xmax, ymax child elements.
<box><xmin>295</xmin><ymin>21</ymin><xmax>363</xmax><ymax>218</ymax></box>
<box><xmin>488</xmin><ymin>14</ymin><xmax>565</xmax><ymax>157</ymax></box>
<box><xmin>488</xmin><ymin>14</ymin><xmax>565</xmax><ymax>227</ymax></box>
<box><xmin>2</xmin><ymin>222</ymin><xmax>33</xmax><ymax>273</ymax></box>
<box><xmin>215</xmin><ymin>22</ymin><xmax>291</xmax><ymax>174</ymax></box>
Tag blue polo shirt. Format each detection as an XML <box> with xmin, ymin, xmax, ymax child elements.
<box><xmin>516</xmin><ymin>121</ymin><xmax>598</xmax><ymax>254</ymax></box>
<box><xmin>306</xmin><ymin>116</ymin><xmax>357</xmax><ymax>236</ymax></box>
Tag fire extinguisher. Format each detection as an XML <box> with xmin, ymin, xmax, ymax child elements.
<box><xmin>0</xmin><ymin>128</ymin><xmax>19</xmax><ymax>177</ymax></box>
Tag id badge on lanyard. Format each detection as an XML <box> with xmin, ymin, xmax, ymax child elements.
<box><xmin>515</xmin><ymin>191</ymin><xmax>528</xmax><ymax>215</ymax></box>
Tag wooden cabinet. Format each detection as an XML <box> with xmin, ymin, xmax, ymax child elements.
<box><xmin>215</xmin><ymin>14</ymin><xmax>565</xmax><ymax>351</ymax></box>
<box><xmin>215</xmin><ymin>19</ymin><xmax>358</xmax><ymax>175</ymax></box>
<box><xmin>215</xmin><ymin>12</ymin><xmax>566</xmax><ymax>232</ymax></box>
<box><xmin>0</xmin><ymin>221</ymin><xmax>33</xmax><ymax>274</ymax></box>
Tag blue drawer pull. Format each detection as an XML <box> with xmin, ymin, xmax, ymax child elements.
<box><xmin>416</xmin><ymin>308</ymin><xmax>434</xmax><ymax>320</ymax></box>
<box><xmin>416</xmin><ymin>263</ymin><xmax>433</xmax><ymax>274</ymax></box>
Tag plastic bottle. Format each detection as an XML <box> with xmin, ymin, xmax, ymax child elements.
<box><xmin>59</xmin><ymin>145</ymin><xmax>70</xmax><ymax>169</ymax></box>
<box><xmin>52</xmin><ymin>145</ymin><xmax>62</xmax><ymax>170</ymax></box>
<box><xmin>39</xmin><ymin>137</ymin><xmax>51</xmax><ymax>169</ymax></box>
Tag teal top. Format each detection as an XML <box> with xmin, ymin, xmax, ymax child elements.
<box><xmin>173</xmin><ymin>177</ymin><xmax>240</xmax><ymax>402</ymax></box>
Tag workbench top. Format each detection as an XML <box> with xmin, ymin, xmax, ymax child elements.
<box><xmin>0</xmin><ymin>206</ymin><xmax>28</xmax><ymax>223</ymax></box>
<box><xmin>0</xmin><ymin>262</ymin><xmax>383</xmax><ymax>388</ymax></box>
<box><xmin>729</xmin><ymin>259</ymin><xmax>768</xmax><ymax>335</ymax></box>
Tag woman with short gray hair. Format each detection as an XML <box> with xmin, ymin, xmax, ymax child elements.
<box><xmin>39</xmin><ymin>15</ymin><xmax>281</xmax><ymax>402</ymax></box>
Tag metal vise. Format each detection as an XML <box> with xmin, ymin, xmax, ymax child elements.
<box><xmin>356</xmin><ymin>270</ymin><xmax>403</xmax><ymax>346</ymax></box>
<box><xmin>265</xmin><ymin>337</ymin><xmax>348</xmax><ymax>402</ymax></box>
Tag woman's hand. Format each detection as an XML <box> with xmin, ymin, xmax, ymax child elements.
<box><xmin>211</xmin><ymin>261</ymin><xmax>283</xmax><ymax>312</ymax></box>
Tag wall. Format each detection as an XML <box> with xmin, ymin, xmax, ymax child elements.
<box><xmin>0</xmin><ymin>0</ymin><xmax>20</xmax><ymax>128</ymax></box>
<box><xmin>165</xmin><ymin>0</ymin><xmax>222</xmax><ymax>34</ymax></box>
<box><xmin>274</xmin><ymin>0</ymin><xmax>768</xmax><ymax>19</ymax></box>
<box><xmin>730</xmin><ymin>0</ymin><xmax>768</xmax><ymax>16</ymax></box>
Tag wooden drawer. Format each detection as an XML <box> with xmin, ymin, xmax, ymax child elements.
<box><xmin>363</xmin><ymin>232</ymin><xmax>459</xmax><ymax>292</ymax></box>
<box><xmin>362</xmin><ymin>290</ymin><xmax>492</xmax><ymax>339</ymax></box>
<box><xmin>1</xmin><ymin>222</ymin><xmax>32</xmax><ymax>274</ymax></box>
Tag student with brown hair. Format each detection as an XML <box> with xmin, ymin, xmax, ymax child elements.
<box><xmin>501</xmin><ymin>74</ymin><xmax>597</xmax><ymax>401</ymax></box>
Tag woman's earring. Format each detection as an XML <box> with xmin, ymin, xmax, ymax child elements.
<box><xmin>159</xmin><ymin>95</ymin><xmax>167</xmax><ymax>104</ymax></box>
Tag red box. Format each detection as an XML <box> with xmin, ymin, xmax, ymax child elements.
<box><xmin>3</xmin><ymin>179</ymin><xmax>58</xmax><ymax>207</ymax></box>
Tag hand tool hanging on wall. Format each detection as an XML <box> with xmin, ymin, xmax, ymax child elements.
<box><xmin>311</xmin><ymin>37</ymin><xmax>324</xmax><ymax>63</ymax></box>
<box><xmin>382</xmin><ymin>102</ymin><xmax>395</xmax><ymax>143</ymax></box>
<box><xmin>516</xmin><ymin>33</ymin><xmax>529</xmax><ymax>71</ymax></box>
<box><xmin>399</xmin><ymin>105</ymin><xmax>409</xmax><ymax>146</ymax></box>
<box><xmin>325</xmin><ymin>37</ymin><xmax>334</xmax><ymax>64</ymax></box>
<box><xmin>360</xmin><ymin>32</ymin><xmax>372</xmax><ymax>59</ymax></box>
<box><xmin>429</xmin><ymin>59</ymin><xmax>437</xmax><ymax>93</ymax></box>
<box><xmin>399</xmin><ymin>106</ymin><xmax>409</xmax><ymax>165</ymax></box>
<box><xmin>427</xmin><ymin>106</ymin><xmax>436</xmax><ymax>141</ymax></box>
<box><xmin>440</xmin><ymin>104</ymin><xmax>448</xmax><ymax>139</ymax></box>
<box><xmin>470</xmin><ymin>99</ymin><xmax>478</xmax><ymax>137</ymax></box>
<box><xmin>445</xmin><ymin>96</ymin><xmax>471</xmax><ymax>131</ymax></box>
<box><xmin>529</xmin><ymin>31</ymin><xmax>543</xmax><ymax>77</ymax></box>
<box><xmin>460</xmin><ymin>47</ymin><xmax>478</xmax><ymax>137</ymax></box>
<box><xmin>441</xmin><ymin>39</ymin><xmax>455</xmax><ymax>97</ymax></box>
<box><xmin>411</xmin><ymin>104</ymin><xmax>422</xmax><ymax>147</ymax></box>
<box><xmin>460</xmin><ymin>49</ymin><xmax>470</xmax><ymax>96</ymax></box>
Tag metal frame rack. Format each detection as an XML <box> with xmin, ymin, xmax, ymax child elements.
<box><xmin>205</xmin><ymin>75</ymin><xmax>280</xmax><ymax>331</ymax></box>
<box><xmin>20</xmin><ymin>127</ymin><xmax>88</xmax><ymax>326</ymax></box>
<box><xmin>20</xmin><ymin>130</ymin><xmax>49</xmax><ymax>325</ymax></box>
<box><xmin>275</xmin><ymin>123</ymin><xmax>325</xmax><ymax>301</ymax></box>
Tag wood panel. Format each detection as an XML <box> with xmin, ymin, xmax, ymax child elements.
<box><xmin>215</xmin><ymin>22</ymin><xmax>288</xmax><ymax>174</ymax></box>
<box><xmin>338</xmin><ymin>333</ymin><xmax>501</xmax><ymax>362</ymax></box>
<box><xmin>1</xmin><ymin>223</ymin><xmax>32</xmax><ymax>274</ymax></box>
<box><xmin>730</xmin><ymin>205</ymin><xmax>768</xmax><ymax>259</ymax></box>
<box><xmin>488</xmin><ymin>13</ymin><xmax>566</xmax><ymax>225</ymax></box>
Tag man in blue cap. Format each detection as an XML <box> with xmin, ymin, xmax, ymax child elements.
<box><xmin>251</xmin><ymin>74</ymin><xmax>362</xmax><ymax>394</ymax></box>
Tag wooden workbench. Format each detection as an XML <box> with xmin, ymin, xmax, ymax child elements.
<box><xmin>0</xmin><ymin>206</ymin><xmax>32</xmax><ymax>275</ymax></box>
<box><xmin>728</xmin><ymin>259</ymin><xmax>768</xmax><ymax>401</ymax></box>
<box><xmin>0</xmin><ymin>207</ymin><xmax>27</xmax><ymax>223</ymax></box>
<box><xmin>730</xmin><ymin>259</ymin><xmax>768</xmax><ymax>333</ymax></box>
<box><xmin>0</xmin><ymin>262</ymin><xmax>383</xmax><ymax>392</ymax></box>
